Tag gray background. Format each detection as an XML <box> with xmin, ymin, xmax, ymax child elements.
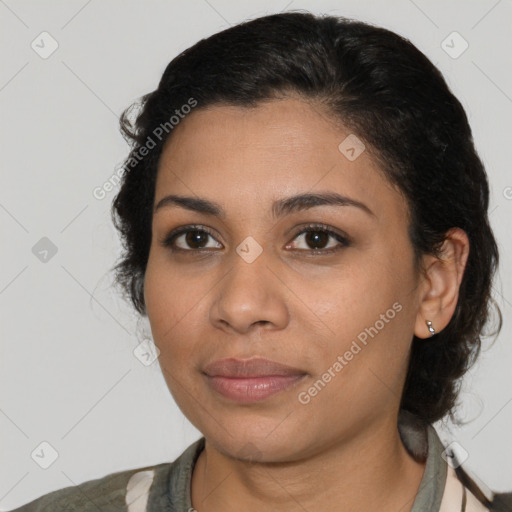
<box><xmin>1</xmin><ymin>0</ymin><xmax>511</xmax><ymax>508</ymax></box>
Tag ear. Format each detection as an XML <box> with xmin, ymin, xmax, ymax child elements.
<box><xmin>414</xmin><ymin>228</ymin><xmax>470</xmax><ymax>339</ymax></box>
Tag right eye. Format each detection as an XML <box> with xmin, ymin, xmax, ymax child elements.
<box><xmin>160</xmin><ymin>225</ymin><xmax>223</xmax><ymax>252</ymax></box>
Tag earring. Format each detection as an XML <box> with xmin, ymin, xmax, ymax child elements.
<box><xmin>426</xmin><ymin>320</ymin><xmax>435</xmax><ymax>337</ymax></box>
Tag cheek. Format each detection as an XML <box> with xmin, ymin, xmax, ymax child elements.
<box><xmin>144</xmin><ymin>263</ymin><xmax>209</xmax><ymax>424</ymax></box>
<box><xmin>310</xmin><ymin>259</ymin><xmax>395</xmax><ymax>328</ymax></box>
<box><xmin>298</xmin><ymin>284</ymin><xmax>412</xmax><ymax>423</ymax></box>
<box><xmin>143</xmin><ymin>258</ymin><xmax>211</xmax><ymax>370</ymax></box>
<box><xmin>144</xmin><ymin>262</ymin><xmax>171</xmax><ymax>332</ymax></box>
<box><xmin>310</xmin><ymin>251</ymin><xmax>415</xmax><ymax>368</ymax></box>
<box><xmin>144</xmin><ymin>259</ymin><xmax>186</xmax><ymax>349</ymax></box>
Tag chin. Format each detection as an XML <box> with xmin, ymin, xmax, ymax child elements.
<box><xmin>201</xmin><ymin>418</ymin><xmax>312</xmax><ymax>464</ymax></box>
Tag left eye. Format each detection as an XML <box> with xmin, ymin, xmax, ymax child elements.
<box><xmin>287</xmin><ymin>225</ymin><xmax>350</xmax><ymax>253</ymax></box>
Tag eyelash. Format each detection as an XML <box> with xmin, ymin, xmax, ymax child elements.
<box><xmin>160</xmin><ymin>223</ymin><xmax>351</xmax><ymax>255</ymax></box>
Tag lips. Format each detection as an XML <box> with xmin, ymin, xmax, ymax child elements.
<box><xmin>203</xmin><ymin>357</ymin><xmax>306</xmax><ymax>378</ymax></box>
<box><xmin>203</xmin><ymin>357</ymin><xmax>307</xmax><ymax>403</ymax></box>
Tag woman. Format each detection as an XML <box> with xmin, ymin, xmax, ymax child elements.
<box><xmin>11</xmin><ymin>11</ymin><xmax>512</xmax><ymax>512</ymax></box>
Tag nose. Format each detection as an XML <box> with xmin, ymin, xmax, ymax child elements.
<box><xmin>209</xmin><ymin>249</ymin><xmax>290</xmax><ymax>335</ymax></box>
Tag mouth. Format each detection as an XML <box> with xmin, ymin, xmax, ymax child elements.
<box><xmin>203</xmin><ymin>357</ymin><xmax>308</xmax><ymax>403</ymax></box>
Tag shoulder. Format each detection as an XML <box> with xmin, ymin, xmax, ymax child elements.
<box><xmin>446</xmin><ymin>458</ymin><xmax>512</xmax><ymax>512</ymax></box>
<box><xmin>7</xmin><ymin>438</ymin><xmax>206</xmax><ymax>512</ymax></box>
<box><xmin>398</xmin><ymin>410</ymin><xmax>512</xmax><ymax>512</ymax></box>
<box><xmin>7</xmin><ymin>463</ymin><xmax>171</xmax><ymax>512</ymax></box>
<box><xmin>488</xmin><ymin>492</ymin><xmax>512</xmax><ymax>511</ymax></box>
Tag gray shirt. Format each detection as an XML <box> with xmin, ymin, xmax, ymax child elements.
<box><xmin>10</xmin><ymin>411</ymin><xmax>512</xmax><ymax>511</ymax></box>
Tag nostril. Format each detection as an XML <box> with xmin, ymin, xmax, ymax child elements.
<box><xmin>253</xmin><ymin>320</ymin><xmax>270</xmax><ymax>327</ymax></box>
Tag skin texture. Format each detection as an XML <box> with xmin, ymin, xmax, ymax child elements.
<box><xmin>143</xmin><ymin>97</ymin><xmax>470</xmax><ymax>512</ymax></box>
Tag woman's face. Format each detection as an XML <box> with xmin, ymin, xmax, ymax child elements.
<box><xmin>144</xmin><ymin>97</ymin><xmax>424</xmax><ymax>462</ymax></box>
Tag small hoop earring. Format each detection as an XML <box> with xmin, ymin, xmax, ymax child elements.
<box><xmin>426</xmin><ymin>320</ymin><xmax>435</xmax><ymax>337</ymax></box>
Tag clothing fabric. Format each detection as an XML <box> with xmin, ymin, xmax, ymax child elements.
<box><xmin>9</xmin><ymin>411</ymin><xmax>512</xmax><ymax>511</ymax></box>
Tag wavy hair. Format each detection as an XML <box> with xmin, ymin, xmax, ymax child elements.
<box><xmin>111</xmin><ymin>11</ymin><xmax>501</xmax><ymax>425</ymax></box>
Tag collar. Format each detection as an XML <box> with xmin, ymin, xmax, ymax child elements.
<box><xmin>155</xmin><ymin>410</ymin><xmax>490</xmax><ymax>511</ymax></box>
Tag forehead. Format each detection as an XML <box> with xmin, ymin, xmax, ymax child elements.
<box><xmin>162</xmin><ymin>98</ymin><xmax>356</xmax><ymax>164</ymax></box>
<box><xmin>155</xmin><ymin>98</ymin><xmax>407</xmax><ymax>223</ymax></box>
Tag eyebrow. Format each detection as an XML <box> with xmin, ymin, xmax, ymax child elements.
<box><xmin>153</xmin><ymin>192</ymin><xmax>375</xmax><ymax>219</ymax></box>
<box><xmin>154</xmin><ymin>192</ymin><xmax>375</xmax><ymax>219</ymax></box>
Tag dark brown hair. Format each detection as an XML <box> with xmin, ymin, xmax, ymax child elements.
<box><xmin>111</xmin><ymin>11</ymin><xmax>501</xmax><ymax>425</ymax></box>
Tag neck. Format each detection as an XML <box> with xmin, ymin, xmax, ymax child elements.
<box><xmin>191</xmin><ymin>414</ymin><xmax>426</xmax><ymax>512</ymax></box>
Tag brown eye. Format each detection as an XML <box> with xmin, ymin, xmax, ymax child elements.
<box><xmin>303</xmin><ymin>230</ymin><xmax>330</xmax><ymax>249</ymax></box>
<box><xmin>287</xmin><ymin>224</ymin><xmax>351</xmax><ymax>254</ymax></box>
<box><xmin>161</xmin><ymin>225</ymin><xmax>222</xmax><ymax>251</ymax></box>
<box><xmin>183</xmin><ymin>230</ymin><xmax>210</xmax><ymax>249</ymax></box>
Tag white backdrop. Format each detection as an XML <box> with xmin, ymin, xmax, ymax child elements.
<box><xmin>1</xmin><ymin>0</ymin><xmax>511</xmax><ymax>508</ymax></box>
